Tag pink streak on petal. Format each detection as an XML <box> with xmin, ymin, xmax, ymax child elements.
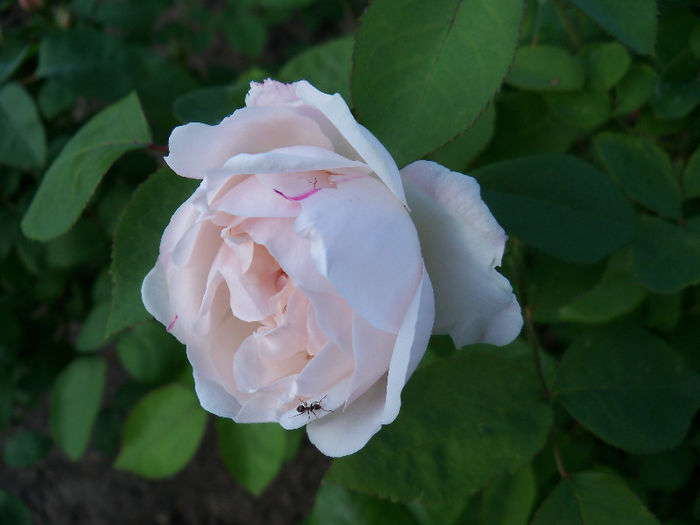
<box><xmin>274</xmin><ymin>187</ymin><xmax>321</xmax><ymax>201</ymax></box>
<box><xmin>167</xmin><ymin>314</ymin><xmax>179</xmax><ymax>332</ymax></box>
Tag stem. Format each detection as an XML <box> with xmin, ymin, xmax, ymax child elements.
<box><xmin>148</xmin><ymin>143</ymin><xmax>169</xmax><ymax>153</ymax></box>
<box><xmin>524</xmin><ymin>306</ymin><xmax>549</xmax><ymax>399</ymax></box>
<box><xmin>552</xmin><ymin>427</ymin><xmax>570</xmax><ymax>479</ymax></box>
<box><xmin>513</xmin><ymin>239</ymin><xmax>569</xmax><ymax>480</ymax></box>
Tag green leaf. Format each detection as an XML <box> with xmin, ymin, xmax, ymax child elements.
<box><xmin>593</xmin><ymin>132</ymin><xmax>681</xmax><ymax>218</ymax></box>
<box><xmin>527</xmin><ymin>253</ymin><xmax>605</xmax><ymax>324</ymax></box>
<box><xmin>580</xmin><ymin>42</ymin><xmax>631</xmax><ymax>91</ymax></box>
<box><xmin>427</xmin><ymin>105</ymin><xmax>495</xmax><ymax>172</ymax></box>
<box><xmin>554</xmin><ymin>326</ymin><xmax>700</xmax><ymax>454</ymax></box>
<box><xmin>691</xmin><ymin>21</ymin><xmax>700</xmax><ymax>58</ymax></box>
<box><xmin>506</xmin><ymin>45</ymin><xmax>584</xmax><ymax>92</ymax></box>
<box><xmin>37</xmin><ymin>79</ymin><xmax>77</xmax><ymax>119</ymax></box>
<box><xmin>532</xmin><ymin>471</ymin><xmax>660</xmax><ymax>525</ymax></box>
<box><xmin>326</xmin><ymin>352</ymin><xmax>552</xmax><ymax>503</ymax></box>
<box><xmin>0</xmin><ymin>490</ymin><xmax>33</xmax><ymax>525</ymax></box>
<box><xmin>645</xmin><ymin>291</ymin><xmax>681</xmax><ymax>333</ymax></box>
<box><xmin>173</xmin><ymin>69</ymin><xmax>266</xmax><ymax>125</ymax></box>
<box><xmin>21</xmin><ymin>92</ymin><xmax>151</xmax><ymax>241</ymax></box>
<box><xmin>613</xmin><ymin>64</ymin><xmax>656</xmax><ymax>115</ymax></box>
<box><xmin>478</xmin><ymin>93</ymin><xmax>578</xmax><ymax>163</ymax></box>
<box><xmin>308</xmin><ymin>484</ymin><xmax>419</xmax><ymax>525</ymax></box>
<box><xmin>635</xmin><ymin>443</ymin><xmax>695</xmax><ymax>493</ymax></box>
<box><xmin>684</xmin><ymin>147</ymin><xmax>700</xmax><ymax>199</ymax></box>
<box><xmin>216</xmin><ymin>420</ymin><xmax>289</xmax><ymax>496</ymax></box>
<box><xmin>558</xmin><ymin>249</ymin><xmax>647</xmax><ymax>323</ymax></box>
<box><xmin>36</xmin><ymin>28</ymin><xmax>133</xmax><ymax>99</ymax></box>
<box><xmin>114</xmin><ymin>383</ymin><xmax>207</xmax><ymax>478</ymax></box>
<box><xmin>50</xmin><ymin>357</ymin><xmax>107</xmax><ymax>460</ymax></box>
<box><xmin>116</xmin><ymin>321</ymin><xmax>188</xmax><ymax>384</ymax></box>
<box><xmin>406</xmin><ymin>497</ymin><xmax>471</xmax><ymax>525</ymax></box>
<box><xmin>352</xmin><ymin>0</ymin><xmax>523</xmax><ymax>166</ymax></box>
<box><xmin>0</xmin><ymin>83</ymin><xmax>46</xmax><ymax>169</ymax></box>
<box><xmin>568</xmin><ymin>0</ymin><xmax>657</xmax><ymax>55</ymax></box>
<box><xmin>3</xmin><ymin>430</ymin><xmax>53</xmax><ymax>467</ymax></box>
<box><xmin>633</xmin><ymin>216</ymin><xmax>700</xmax><ymax>292</ymax></box>
<box><xmin>543</xmin><ymin>90</ymin><xmax>610</xmax><ymax>130</ymax></box>
<box><xmin>75</xmin><ymin>302</ymin><xmax>112</xmax><ymax>352</ymax></box>
<box><xmin>473</xmin><ymin>154</ymin><xmax>636</xmax><ymax>263</ymax></box>
<box><xmin>480</xmin><ymin>466</ymin><xmax>537</xmax><ymax>525</ymax></box>
<box><xmin>279</xmin><ymin>36</ymin><xmax>353</xmax><ymax>103</ymax></box>
<box><xmin>0</xmin><ymin>43</ymin><xmax>29</xmax><ymax>85</ymax></box>
<box><xmin>108</xmin><ymin>167</ymin><xmax>198</xmax><ymax>336</ymax></box>
<box><xmin>222</xmin><ymin>12</ymin><xmax>267</xmax><ymax>59</ymax></box>
<box><xmin>44</xmin><ymin>219</ymin><xmax>107</xmax><ymax>269</ymax></box>
<box><xmin>651</xmin><ymin>51</ymin><xmax>700</xmax><ymax>120</ymax></box>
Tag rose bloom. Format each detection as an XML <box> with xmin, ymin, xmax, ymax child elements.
<box><xmin>142</xmin><ymin>80</ymin><xmax>522</xmax><ymax>457</ymax></box>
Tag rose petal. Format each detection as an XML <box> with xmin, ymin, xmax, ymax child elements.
<box><xmin>295</xmin><ymin>341</ymin><xmax>354</xmax><ymax>399</ymax></box>
<box><xmin>246</xmin><ymin>80</ymin><xmax>408</xmax><ymax>206</ymax></box>
<box><xmin>192</xmin><ymin>369</ymin><xmax>242</xmax><ymax>419</ymax></box>
<box><xmin>142</xmin><ymin>262</ymin><xmax>178</xmax><ymax>338</ymax></box>
<box><xmin>294</xmin><ymin>176</ymin><xmax>422</xmax><ymax>333</ymax></box>
<box><xmin>305</xmin><ymin>376</ymin><xmax>387</xmax><ymax>457</ymax></box>
<box><xmin>346</xmin><ymin>314</ymin><xmax>395</xmax><ymax>406</ymax></box>
<box><xmin>212</xmin><ymin>175</ymin><xmax>300</xmax><ymax>218</ymax></box>
<box><xmin>218</xmin><ymin>145</ymin><xmax>369</xmax><ymax>176</ymax></box>
<box><xmin>293</xmin><ymin>81</ymin><xmax>409</xmax><ymax>206</ymax></box>
<box><xmin>383</xmin><ymin>267</ymin><xmax>434</xmax><ymax>424</ymax></box>
<box><xmin>241</xmin><ymin>218</ymin><xmax>332</xmax><ymax>295</ymax></box>
<box><xmin>165</xmin><ymin>106</ymin><xmax>333</xmax><ymax>179</ymax></box>
<box><xmin>400</xmin><ymin>160</ymin><xmax>522</xmax><ymax>347</ymax></box>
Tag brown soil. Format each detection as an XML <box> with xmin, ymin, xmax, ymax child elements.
<box><xmin>1</xmin><ymin>421</ymin><xmax>331</xmax><ymax>525</ymax></box>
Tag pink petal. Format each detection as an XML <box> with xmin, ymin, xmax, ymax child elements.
<box><xmin>165</xmin><ymin>106</ymin><xmax>333</xmax><ymax>179</ymax></box>
<box><xmin>383</xmin><ymin>267</ymin><xmax>434</xmax><ymax>424</ymax></box>
<box><xmin>306</xmin><ymin>376</ymin><xmax>387</xmax><ymax>457</ymax></box>
<box><xmin>294</xmin><ymin>176</ymin><xmax>422</xmax><ymax>333</ymax></box>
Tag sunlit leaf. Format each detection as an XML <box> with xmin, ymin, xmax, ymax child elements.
<box><xmin>352</xmin><ymin>0</ymin><xmax>523</xmax><ymax>166</ymax></box>
<box><xmin>21</xmin><ymin>92</ymin><xmax>151</xmax><ymax>241</ymax></box>
<box><xmin>114</xmin><ymin>383</ymin><xmax>206</xmax><ymax>478</ymax></box>
<box><xmin>50</xmin><ymin>357</ymin><xmax>107</xmax><ymax>460</ymax></box>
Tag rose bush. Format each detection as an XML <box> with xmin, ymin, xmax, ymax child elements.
<box><xmin>142</xmin><ymin>79</ymin><xmax>522</xmax><ymax>457</ymax></box>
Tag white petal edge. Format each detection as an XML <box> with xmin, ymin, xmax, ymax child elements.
<box><xmin>306</xmin><ymin>376</ymin><xmax>387</xmax><ymax>457</ymax></box>
<box><xmin>293</xmin><ymin>80</ymin><xmax>409</xmax><ymax>206</ymax></box>
<box><xmin>165</xmin><ymin>106</ymin><xmax>333</xmax><ymax>179</ymax></box>
<box><xmin>305</xmin><ymin>267</ymin><xmax>433</xmax><ymax>457</ymax></box>
<box><xmin>383</xmin><ymin>266</ymin><xmax>434</xmax><ymax>424</ymax></box>
<box><xmin>294</xmin><ymin>176</ymin><xmax>423</xmax><ymax>333</ymax></box>
<box><xmin>401</xmin><ymin>160</ymin><xmax>522</xmax><ymax>348</ymax></box>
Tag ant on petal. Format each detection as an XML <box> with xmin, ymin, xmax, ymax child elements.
<box><xmin>294</xmin><ymin>395</ymin><xmax>333</xmax><ymax>420</ymax></box>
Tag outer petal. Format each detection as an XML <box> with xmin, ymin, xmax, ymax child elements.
<box><xmin>246</xmin><ymin>79</ymin><xmax>408</xmax><ymax>206</ymax></box>
<box><xmin>304</xmin><ymin>267</ymin><xmax>433</xmax><ymax>457</ymax></box>
<box><xmin>217</xmin><ymin>145</ymin><xmax>369</xmax><ymax>176</ymax></box>
<box><xmin>383</xmin><ymin>266</ymin><xmax>434</xmax><ymax>424</ymax></box>
<box><xmin>294</xmin><ymin>176</ymin><xmax>423</xmax><ymax>333</ymax></box>
<box><xmin>165</xmin><ymin>106</ymin><xmax>333</xmax><ymax>179</ymax></box>
<box><xmin>401</xmin><ymin>160</ymin><xmax>522</xmax><ymax>347</ymax></box>
<box><xmin>293</xmin><ymin>81</ymin><xmax>408</xmax><ymax>206</ymax></box>
<box><xmin>306</xmin><ymin>376</ymin><xmax>387</xmax><ymax>457</ymax></box>
<box><xmin>142</xmin><ymin>262</ymin><xmax>176</xmax><ymax>336</ymax></box>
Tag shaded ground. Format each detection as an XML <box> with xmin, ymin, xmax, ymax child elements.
<box><xmin>1</xmin><ymin>421</ymin><xmax>331</xmax><ymax>525</ymax></box>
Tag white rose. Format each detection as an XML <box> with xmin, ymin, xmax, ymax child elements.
<box><xmin>142</xmin><ymin>80</ymin><xmax>521</xmax><ymax>457</ymax></box>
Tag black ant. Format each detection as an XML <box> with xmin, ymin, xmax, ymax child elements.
<box><xmin>294</xmin><ymin>395</ymin><xmax>333</xmax><ymax>419</ymax></box>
